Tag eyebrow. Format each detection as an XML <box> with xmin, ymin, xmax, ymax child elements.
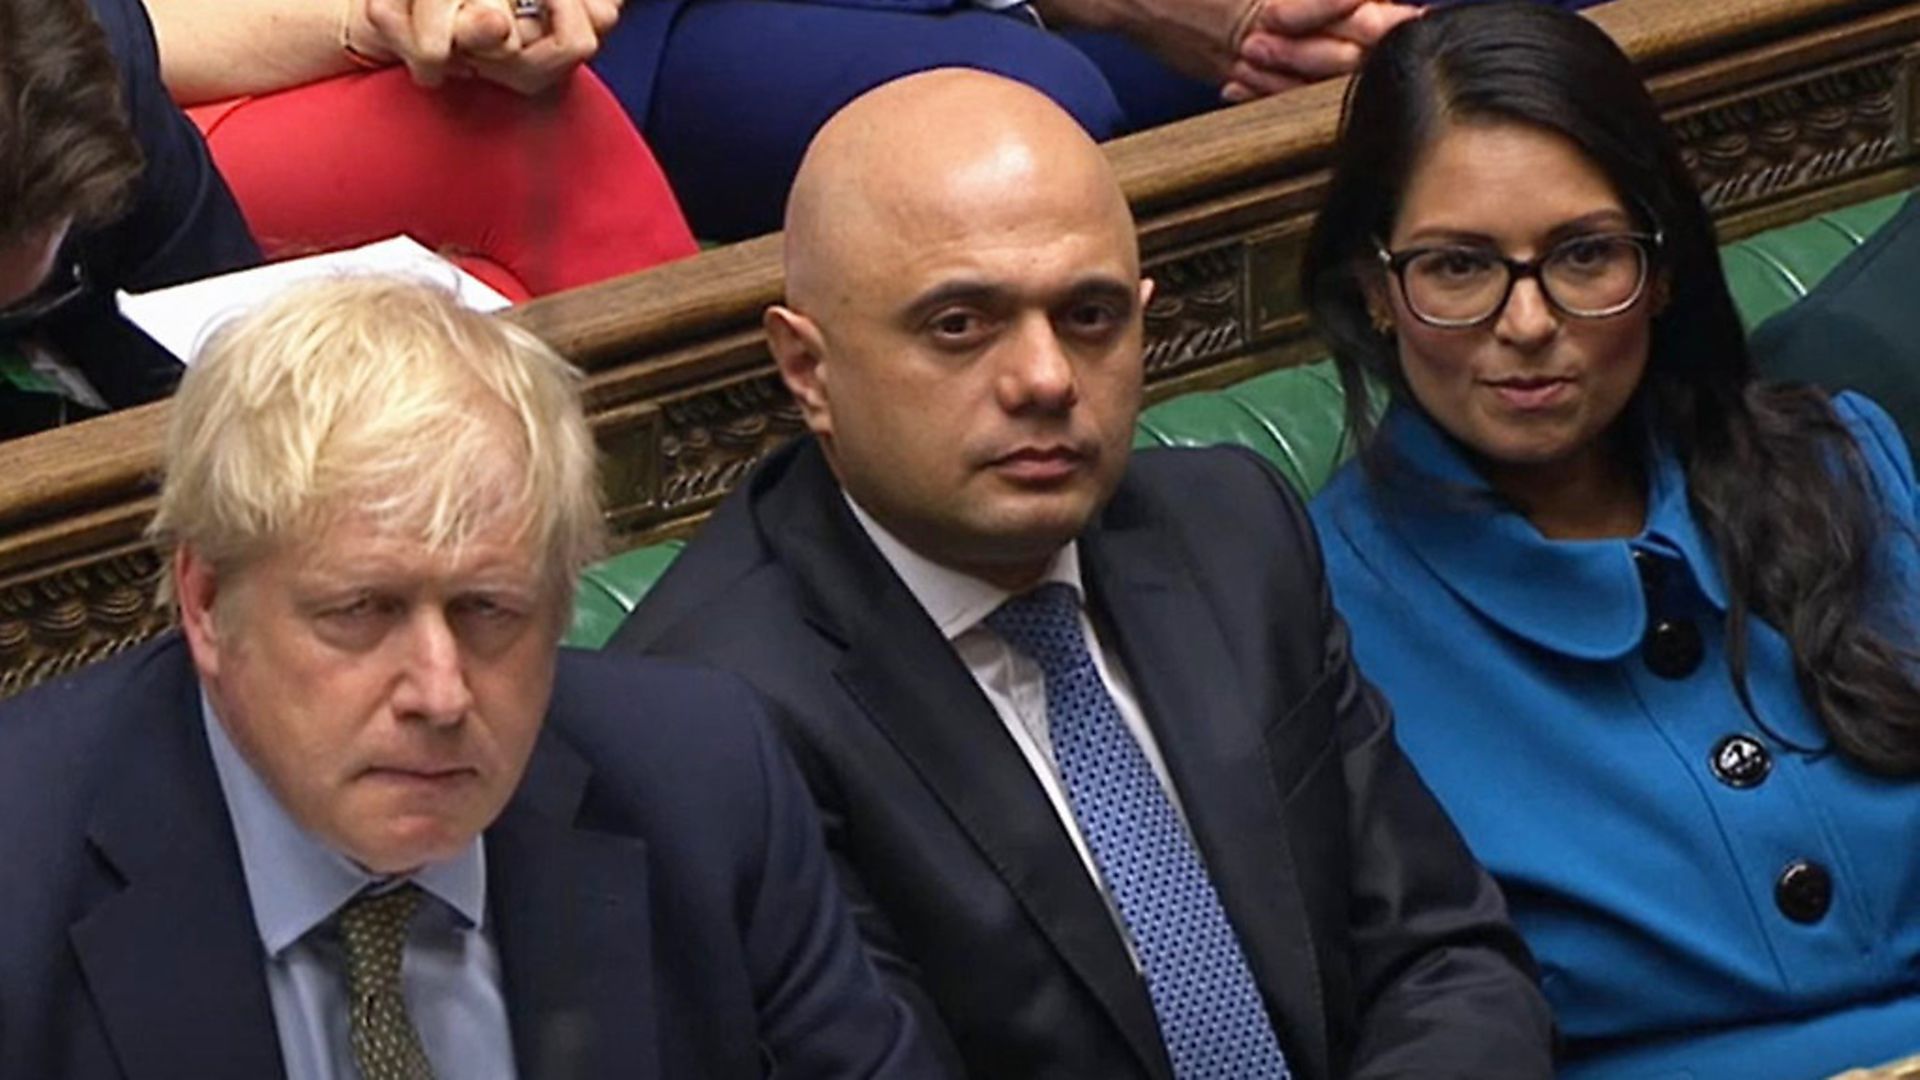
<box><xmin>1400</xmin><ymin>209</ymin><xmax>1639</xmax><ymax>248</ymax></box>
<box><xmin>899</xmin><ymin>274</ymin><xmax>1139</xmax><ymax>327</ymax></box>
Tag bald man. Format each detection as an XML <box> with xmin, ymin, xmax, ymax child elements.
<box><xmin>614</xmin><ymin>70</ymin><xmax>1553</xmax><ymax>1080</ymax></box>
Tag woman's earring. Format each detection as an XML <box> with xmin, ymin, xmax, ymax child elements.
<box><xmin>1370</xmin><ymin>310</ymin><xmax>1395</xmax><ymax>336</ymax></box>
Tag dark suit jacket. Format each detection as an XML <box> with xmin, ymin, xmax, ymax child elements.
<box><xmin>0</xmin><ymin>633</ymin><xmax>938</xmax><ymax>1079</ymax></box>
<box><xmin>1752</xmin><ymin>190</ymin><xmax>1920</xmax><ymax>460</ymax></box>
<box><xmin>613</xmin><ymin>438</ymin><xmax>1555</xmax><ymax>1080</ymax></box>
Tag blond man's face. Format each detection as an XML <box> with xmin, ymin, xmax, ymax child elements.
<box><xmin>177</xmin><ymin>509</ymin><xmax>564</xmax><ymax>875</ymax></box>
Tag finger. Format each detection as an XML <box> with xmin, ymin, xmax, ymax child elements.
<box><xmin>1254</xmin><ymin>0</ymin><xmax>1366</xmax><ymax>37</ymax></box>
<box><xmin>1240</xmin><ymin>31</ymin><xmax>1364</xmax><ymax>81</ymax></box>
<box><xmin>454</xmin><ymin>0</ymin><xmax>518</xmax><ymax>56</ymax></box>
<box><xmin>1220</xmin><ymin>79</ymin><xmax>1257</xmax><ymax>104</ymax></box>
<box><xmin>540</xmin><ymin>0</ymin><xmax>602</xmax><ymax>57</ymax></box>
<box><xmin>410</xmin><ymin>0</ymin><xmax>464</xmax><ymax>66</ymax></box>
<box><xmin>1225</xmin><ymin>58</ymin><xmax>1306</xmax><ymax>98</ymax></box>
<box><xmin>1321</xmin><ymin>0</ymin><xmax>1421</xmax><ymax>46</ymax></box>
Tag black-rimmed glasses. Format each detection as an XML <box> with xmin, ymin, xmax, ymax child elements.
<box><xmin>1376</xmin><ymin>231</ymin><xmax>1662</xmax><ymax>328</ymax></box>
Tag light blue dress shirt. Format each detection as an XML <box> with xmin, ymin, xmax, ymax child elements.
<box><xmin>202</xmin><ymin>700</ymin><xmax>520</xmax><ymax>1080</ymax></box>
<box><xmin>1311</xmin><ymin>392</ymin><xmax>1920</xmax><ymax>1080</ymax></box>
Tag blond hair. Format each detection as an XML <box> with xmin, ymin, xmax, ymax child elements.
<box><xmin>150</xmin><ymin>276</ymin><xmax>604</xmax><ymax>610</ymax></box>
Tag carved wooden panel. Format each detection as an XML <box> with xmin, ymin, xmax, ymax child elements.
<box><xmin>1676</xmin><ymin>47</ymin><xmax>1918</xmax><ymax>212</ymax></box>
<box><xmin>1143</xmin><ymin>241</ymin><xmax>1247</xmax><ymax>378</ymax></box>
<box><xmin>0</xmin><ymin>546</ymin><xmax>169</xmax><ymax>697</ymax></box>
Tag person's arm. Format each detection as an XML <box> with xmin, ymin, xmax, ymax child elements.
<box><xmin>737</xmin><ymin>686</ymin><xmax>955</xmax><ymax>1078</ymax></box>
<box><xmin>1265</xmin><ymin>467</ymin><xmax>1555</xmax><ymax>1077</ymax></box>
<box><xmin>143</xmin><ymin>0</ymin><xmax>614</xmax><ymax>104</ymax></box>
<box><xmin>145</xmin><ymin>0</ymin><xmax>372</xmax><ymax>103</ymax></box>
<box><xmin>1222</xmin><ymin>0</ymin><xmax>1418</xmax><ymax>101</ymax></box>
<box><xmin>1027</xmin><ymin>0</ymin><xmax>1411</xmax><ymax>96</ymax></box>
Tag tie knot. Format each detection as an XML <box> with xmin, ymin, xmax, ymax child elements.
<box><xmin>985</xmin><ymin>582</ymin><xmax>1089</xmax><ymax>672</ymax></box>
<box><xmin>338</xmin><ymin>884</ymin><xmax>423</xmax><ymax>991</ymax></box>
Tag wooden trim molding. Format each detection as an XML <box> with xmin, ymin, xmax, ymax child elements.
<box><xmin>1</xmin><ymin>0</ymin><xmax>1916</xmax><ymax>695</ymax></box>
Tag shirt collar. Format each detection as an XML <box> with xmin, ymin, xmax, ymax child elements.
<box><xmin>1369</xmin><ymin>404</ymin><xmax>1728</xmax><ymax>659</ymax></box>
<box><xmin>201</xmin><ymin>693</ymin><xmax>488</xmax><ymax>958</ymax></box>
<box><xmin>844</xmin><ymin>494</ymin><xmax>1085</xmax><ymax>641</ymax></box>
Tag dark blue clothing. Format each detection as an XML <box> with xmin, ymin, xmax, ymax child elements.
<box><xmin>3</xmin><ymin>0</ymin><xmax>257</xmax><ymax>430</ymax></box>
<box><xmin>595</xmin><ymin>1</ymin><xmax>1213</xmax><ymax>240</ymax></box>
<box><xmin>594</xmin><ymin>0</ymin><xmax>1613</xmax><ymax>241</ymax></box>
<box><xmin>1310</xmin><ymin>394</ymin><xmax>1920</xmax><ymax>1079</ymax></box>
<box><xmin>1753</xmin><ymin>191</ymin><xmax>1920</xmax><ymax>460</ymax></box>
<box><xmin>0</xmin><ymin>634</ymin><xmax>940</xmax><ymax>1079</ymax></box>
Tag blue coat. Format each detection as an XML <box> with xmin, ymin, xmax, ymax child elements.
<box><xmin>1310</xmin><ymin>393</ymin><xmax>1920</xmax><ymax>1080</ymax></box>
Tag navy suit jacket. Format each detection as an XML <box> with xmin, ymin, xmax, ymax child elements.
<box><xmin>615</xmin><ymin>438</ymin><xmax>1555</xmax><ymax>1080</ymax></box>
<box><xmin>0</xmin><ymin>633</ymin><xmax>938</xmax><ymax>1079</ymax></box>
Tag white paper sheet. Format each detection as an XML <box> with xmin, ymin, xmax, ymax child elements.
<box><xmin>116</xmin><ymin>235</ymin><xmax>513</xmax><ymax>365</ymax></box>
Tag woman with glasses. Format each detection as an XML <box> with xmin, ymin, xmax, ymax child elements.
<box><xmin>1302</xmin><ymin>3</ymin><xmax>1920</xmax><ymax>1077</ymax></box>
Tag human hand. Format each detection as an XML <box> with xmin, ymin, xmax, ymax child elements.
<box><xmin>360</xmin><ymin>0</ymin><xmax>620</xmax><ymax>95</ymax></box>
<box><xmin>466</xmin><ymin>0</ymin><xmax>623</xmax><ymax>94</ymax></box>
<box><xmin>1033</xmin><ymin>0</ymin><xmax>1264</xmax><ymax>84</ymax></box>
<box><xmin>1220</xmin><ymin>0</ymin><xmax>1419</xmax><ymax>102</ymax></box>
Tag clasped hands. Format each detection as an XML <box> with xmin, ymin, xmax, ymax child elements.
<box><xmin>1047</xmin><ymin>0</ymin><xmax>1417</xmax><ymax>103</ymax></box>
<box><xmin>352</xmin><ymin>0</ymin><xmax>622</xmax><ymax>95</ymax></box>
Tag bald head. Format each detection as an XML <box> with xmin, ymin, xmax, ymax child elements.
<box><xmin>783</xmin><ymin>69</ymin><xmax>1136</xmax><ymax>314</ymax></box>
<box><xmin>763</xmin><ymin>69</ymin><xmax>1150</xmax><ymax>589</ymax></box>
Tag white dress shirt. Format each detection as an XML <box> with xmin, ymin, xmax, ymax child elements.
<box><xmin>845</xmin><ymin>497</ymin><xmax>1196</xmax><ymax>943</ymax></box>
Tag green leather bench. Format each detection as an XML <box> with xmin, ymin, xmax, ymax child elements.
<box><xmin>565</xmin><ymin>192</ymin><xmax>1914</xmax><ymax>649</ymax></box>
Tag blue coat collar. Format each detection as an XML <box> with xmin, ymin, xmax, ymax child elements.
<box><xmin>1371</xmin><ymin>405</ymin><xmax>1728</xmax><ymax>660</ymax></box>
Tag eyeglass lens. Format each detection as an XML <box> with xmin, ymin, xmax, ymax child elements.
<box><xmin>1402</xmin><ymin>236</ymin><xmax>1648</xmax><ymax>324</ymax></box>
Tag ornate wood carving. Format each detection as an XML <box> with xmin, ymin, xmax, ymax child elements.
<box><xmin>0</xmin><ymin>546</ymin><xmax>169</xmax><ymax>697</ymax></box>
<box><xmin>1676</xmin><ymin>49</ymin><xmax>1918</xmax><ymax>213</ymax></box>
<box><xmin>1143</xmin><ymin>241</ymin><xmax>1247</xmax><ymax>378</ymax></box>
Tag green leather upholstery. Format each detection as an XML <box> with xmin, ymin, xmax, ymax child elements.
<box><xmin>1722</xmin><ymin>194</ymin><xmax>1907</xmax><ymax>330</ymax></box>
<box><xmin>567</xmin><ymin>540</ymin><xmax>686</xmax><ymax>649</ymax></box>
<box><xmin>562</xmin><ymin>192</ymin><xmax>1914</xmax><ymax>649</ymax></box>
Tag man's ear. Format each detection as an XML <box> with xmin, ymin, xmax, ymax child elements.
<box><xmin>765</xmin><ymin>305</ymin><xmax>833</xmax><ymax>438</ymax></box>
<box><xmin>174</xmin><ymin>545</ymin><xmax>225</xmax><ymax>681</ymax></box>
<box><xmin>1138</xmin><ymin>276</ymin><xmax>1156</xmax><ymax>314</ymax></box>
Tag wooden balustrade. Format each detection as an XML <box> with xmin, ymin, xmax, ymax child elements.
<box><xmin>2</xmin><ymin>0</ymin><xmax>1917</xmax><ymax>695</ymax></box>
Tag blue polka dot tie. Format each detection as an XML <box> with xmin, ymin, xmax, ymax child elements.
<box><xmin>987</xmin><ymin>583</ymin><xmax>1291</xmax><ymax>1080</ymax></box>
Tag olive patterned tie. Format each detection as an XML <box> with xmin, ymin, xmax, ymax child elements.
<box><xmin>337</xmin><ymin>884</ymin><xmax>437</xmax><ymax>1080</ymax></box>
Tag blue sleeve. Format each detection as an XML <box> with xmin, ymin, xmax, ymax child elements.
<box><xmin>1832</xmin><ymin>390</ymin><xmax>1919</xmax><ymax>521</ymax></box>
<box><xmin>85</xmin><ymin>0</ymin><xmax>259</xmax><ymax>289</ymax></box>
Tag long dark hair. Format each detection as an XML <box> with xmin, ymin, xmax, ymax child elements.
<box><xmin>1302</xmin><ymin>0</ymin><xmax>1920</xmax><ymax>774</ymax></box>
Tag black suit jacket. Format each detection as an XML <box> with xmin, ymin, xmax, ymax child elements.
<box><xmin>1752</xmin><ymin>190</ymin><xmax>1920</xmax><ymax>459</ymax></box>
<box><xmin>614</xmin><ymin>438</ymin><xmax>1555</xmax><ymax>1079</ymax></box>
<box><xmin>0</xmin><ymin>633</ymin><xmax>938</xmax><ymax>1079</ymax></box>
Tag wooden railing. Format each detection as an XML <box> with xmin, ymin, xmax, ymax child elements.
<box><xmin>2</xmin><ymin>0</ymin><xmax>1917</xmax><ymax>695</ymax></box>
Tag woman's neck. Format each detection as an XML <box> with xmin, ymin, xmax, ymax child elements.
<box><xmin>1480</xmin><ymin>439</ymin><xmax>1648</xmax><ymax>541</ymax></box>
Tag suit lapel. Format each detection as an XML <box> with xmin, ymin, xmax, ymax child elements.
<box><xmin>1083</xmin><ymin>504</ymin><xmax>1333</xmax><ymax>1079</ymax></box>
<box><xmin>487</xmin><ymin>727</ymin><xmax>657</xmax><ymax>1080</ymax></box>
<box><xmin>71</xmin><ymin>639</ymin><xmax>287</xmax><ymax>1080</ymax></box>
<box><xmin>760</xmin><ymin>443</ymin><xmax>1171</xmax><ymax>1079</ymax></box>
